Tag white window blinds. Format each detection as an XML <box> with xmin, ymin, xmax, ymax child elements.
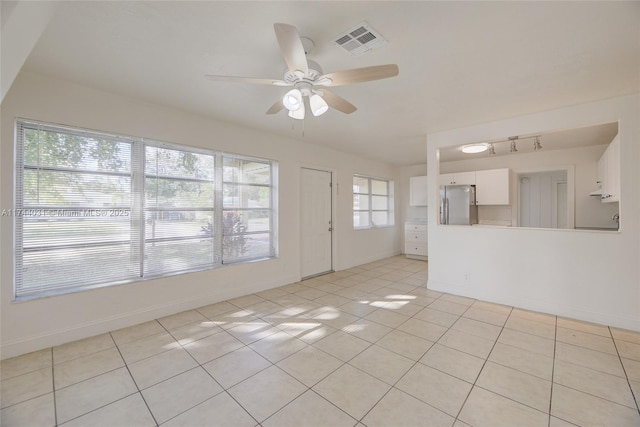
<box><xmin>14</xmin><ymin>120</ymin><xmax>277</xmax><ymax>299</ymax></box>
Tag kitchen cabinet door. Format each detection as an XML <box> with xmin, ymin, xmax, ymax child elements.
<box><xmin>603</xmin><ymin>134</ymin><xmax>620</xmax><ymax>203</ymax></box>
<box><xmin>476</xmin><ymin>168</ymin><xmax>510</xmax><ymax>205</ymax></box>
<box><xmin>439</xmin><ymin>172</ymin><xmax>475</xmax><ymax>186</ymax></box>
<box><xmin>409</xmin><ymin>176</ymin><xmax>428</xmax><ymax>206</ymax></box>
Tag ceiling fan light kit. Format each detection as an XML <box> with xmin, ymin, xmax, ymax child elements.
<box><xmin>205</xmin><ymin>23</ymin><xmax>399</xmax><ymax>121</ymax></box>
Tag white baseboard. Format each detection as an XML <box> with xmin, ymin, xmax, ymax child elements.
<box><xmin>337</xmin><ymin>249</ymin><xmax>402</xmax><ymax>271</ymax></box>
<box><xmin>0</xmin><ymin>274</ymin><xmax>298</xmax><ymax>360</ymax></box>
<box><xmin>427</xmin><ymin>279</ymin><xmax>640</xmax><ymax>332</ymax></box>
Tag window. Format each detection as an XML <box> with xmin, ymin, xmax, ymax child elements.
<box><xmin>353</xmin><ymin>174</ymin><xmax>394</xmax><ymax>229</ymax></box>
<box><xmin>14</xmin><ymin>119</ymin><xmax>277</xmax><ymax>299</ymax></box>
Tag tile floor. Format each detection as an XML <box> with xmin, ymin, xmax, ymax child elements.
<box><xmin>1</xmin><ymin>256</ymin><xmax>640</xmax><ymax>426</ymax></box>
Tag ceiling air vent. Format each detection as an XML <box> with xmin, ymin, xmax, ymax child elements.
<box><xmin>332</xmin><ymin>22</ymin><xmax>388</xmax><ymax>56</ymax></box>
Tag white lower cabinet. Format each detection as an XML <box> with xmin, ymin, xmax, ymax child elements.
<box><xmin>405</xmin><ymin>222</ymin><xmax>427</xmax><ymax>259</ymax></box>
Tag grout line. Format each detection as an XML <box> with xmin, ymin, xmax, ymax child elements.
<box><xmin>548</xmin><ymin>312</ymin><xmax>558</xmax><ymax>426</ymax></box>
<box><xmin>608</xmin><ymin>326</ymin><xmax>640</xmax><ymax>414</ymax></box>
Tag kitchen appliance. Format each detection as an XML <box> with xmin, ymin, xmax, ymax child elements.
<box><xmin>440</xmin><ymin>185</ymin><xmax>478</xmax><ymax>225</ymax></box>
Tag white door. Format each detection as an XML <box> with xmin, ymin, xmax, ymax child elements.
<box><xmin>301</xmin><ymin>168</ymin><xmax>332</xmax><ymax>278</ymax></box>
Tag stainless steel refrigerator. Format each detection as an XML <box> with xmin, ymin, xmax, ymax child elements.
<box><xmin>440</xmin><ymin>185</ymin><xmax>478</xmax><ymax>225</ymax></box>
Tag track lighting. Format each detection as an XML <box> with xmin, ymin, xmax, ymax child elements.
<box><xmin>488</xmin><ymin>143</ymin><xmax>496</xmax><ymax>155</ymax></box>
<box><xmin>509</xmin><ymin>140</ymin><xmax>518</xmax><ymax>153</ymax></box>
<box><xmin>533</xmin><ymin>136</ymin><xmax>543</xmax><ymax>151</ymax></box>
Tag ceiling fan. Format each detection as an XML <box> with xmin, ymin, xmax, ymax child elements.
<box><xmin>205</xmin><ymin>23</ymin><xmax>399</xmax><ymax>120</ymax></box>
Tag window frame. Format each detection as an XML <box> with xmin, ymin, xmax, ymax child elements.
<box><xmin>352</xmin><ymin>174</ymin><xmax>394</xmax><ymax>230</ymax></box>
<box><xmin>13</xmin><ymin>119</ymin><xmax>278</xmax><ymax>300</ymax></box>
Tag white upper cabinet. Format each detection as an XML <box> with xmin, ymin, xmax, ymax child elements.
<box><xmin>409</xmin><ymin>175</ymin><xmax>428</xmax><ymax>206</ymax></box>
<box><xmin>600</xmin><ymin>134</ymin><xmax>620</xmax><ymax>203</ymax></box>
<box><xmin>440</xmin><ymin>171</ymin><xmax>476</xmax><ymax>186</ymax></box>
<box><xmin>475</xmin><ymin>168</ymin><xmax>510</xmax><ymax>205</ymax></box>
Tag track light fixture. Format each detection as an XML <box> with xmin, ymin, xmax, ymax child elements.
<box><xmin>533</xmin><ymin>136</ymin><xmax>543</xmax><ymax>151</ymax></box>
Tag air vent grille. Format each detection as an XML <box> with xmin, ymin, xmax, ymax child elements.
<box><xmin>333</xmin><ymin>22</ymin><xmax>387</xmax><ymax>56</ymax></box>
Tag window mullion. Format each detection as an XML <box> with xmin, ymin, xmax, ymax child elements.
<box><xmin>131</xmin><ymin>141</ymin><xmax>145</xmax><ymax>278</ymax></box>
<box><xmin>214</xmin><ymin>153</ymin><xmax>224</xmax><ymax>265</ymax></box>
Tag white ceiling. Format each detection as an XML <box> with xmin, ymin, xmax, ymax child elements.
<box><xmin>17</xmin><ymin>1</ymin><xmax>640</xmax><ymax>165</ymax></box>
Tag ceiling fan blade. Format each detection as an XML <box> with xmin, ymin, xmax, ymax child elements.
<box><xmin>205</xmin><ymin>75</ymin><xmax>288</xmax><ymax>86</ymax></box>
<box><xmin>317</xmin><ymin>64</ymin><xmax>399</xmax><ymax>87</ymax></box>
<box><xmin>274</xmin><ymin>23</ymin><xmax>309</xmax><ymax>76</ymax></box>
<box><xmin>266</xmin><ymin>97</ymin><xmax>284</xmax><ymax>115</ymax></box>
<box><xmin>321</xmin><ymin>90</ymin><xmax>357</xmax><ymax>114</ymax></box>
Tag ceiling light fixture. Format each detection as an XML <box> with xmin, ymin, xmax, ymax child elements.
<box><xmin>309</xmin><ymin>93</ymin><xmax>329</xmax><ymax>116</ymax></box>
<box><xmin>533</xmin><ymin>136</ymin><xmax>543</xmax><ymax>151</ymax></box>
<box><xmin>488</xmin><ymin>143</ymin><xmax>496</xmax><ymax>155</ymax></box>
<box><xmin>283</xmin><ymin>89</ymin><xmax>302</xmax><ymax>111</ymax></box>
<box><xmin>462</xmin><ymin>144</ymin><xmax>488</xmax><ymax>154</ymax></box>
<box><xmin>288</xmin><ymin>101</ymin><xmax>305</xmax><ymax>120</ymax></box>
<box><xmin>509</xmin><ymin>136</ymin><xmax>519</xmax><ymax>153</ymax></box>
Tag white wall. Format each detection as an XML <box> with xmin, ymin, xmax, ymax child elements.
<box><xmin>427</xmin><ymin>94</ymin><xmax>640</xmax><ymax>331</ymax></box>
<box><xmin>0</xmin><ymin>71</ymin><xmax>401</xmax><ymax>358</ymax></box>
<box><xmin>441</xmin><ymin>144</ymin><xmax>619</xmax><ymax>229</ymax></box>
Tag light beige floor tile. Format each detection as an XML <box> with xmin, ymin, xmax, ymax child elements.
<box><xmin>158</xmin><ymin>309</ymin><xmax>208</xmax><ymax>331</ymax></box>
<box><xmin>364</xmin><ymin>309</ymin><xmax>410</xmax><ymax>328</ymax></box>
<box><xmin>295</xmin><ymin>288</ymin><xmax>328</xmax><ymax>301</ymax></box>
<box><xmin>117</xmin><ymin>332</ymin><xmax>181</xmax><ymax>364</ymax></box>
<box><xmin>313</xmin><ymin>364</ymin><xmax>390</xmax><ymax>420</ymax></box>
<box><xmin>0</xmin><ymin>349</ymin><xmax>51</xmax><ymax>381</ymax></box>
<box><xmin>617</xmin><ymin>339</ymin><xmax>640</xmax><ymax>361</ymax></box>
<box><xmin>228</xmin><ymin>294</ymin><xmax>266</xmax><ymax>308</ymax></box>
<box><xmin>162</xmin><ymin>391</ymin><xmax>256</xmax><ymax>427</ymax></box>
<box><xmin>255</xmin><ymin>287</ymin><xmax>289</xmax><ymax>300</ymax></box>
<box><xmin>505</xmin><ymin>316</ymin><xmax>556</xmax><ymax>339</ymax></box>
<box><xmin>341</xmin><ymin>319</ymin><xmax>392</xmax><ymax>343</ymax></box>
<box><xmin>380</xmin><ymin>300</ymin><xmax>423</xmax><ymax>317</ymax></box>
<box><xmin>313</xmin><ymin>293</ymin><xmax>351</xmax><ymax>307</ymax></box>
<box><xmin>553</xmin><ymin>359</ymin><xmax>636</xmax><ymax>408</ymax></box>
<box><xmin>557</xmin><ymin>317</ymin><xmax>610</xmax><ymax>337</ymax></box>
<box><xmin>208</xmin><ymin>311</ymin><xmax>260</xmax><ymax>331</ymax></box>
<box><xmin>312</xmin><ymin>308</ymin><xmax>360</xmax><ymax>330</ymax></box>
<box><xmin>281</xmin><ymin>322</ymin><xmax>337</xmax><ymax>345</ymax></box>
<box><xmin>555</xmin><ymin>342</ymin><xmax>625</xmax><ymax>378</ymax></box>
<box><xmin>338</xmin><ymin>300</ymin><xmax>378</xmax><ymax>317</ymax></box>
<box><xmin>314</xmin><ymin>283</ymin><xmax>345</xmax><ymax>295</ymax></box>
<box><xmin>277</xmin><ymin>346</ymin><xmax>343</xmax><ymax>387</ymax></box>
<box><xmin>438</xmin><ymin>329</ymin><xmax>495</xmax><ymax>359</ymax></box>
<box><xmin>142</xmin><ymin>366</ymin><xmax>223</xmax><ymax>424</ymax></box>
<box><xmin>262</xmin><ymin>390</ymin><xmax>357</xmax><ymax>427</ymax></box>
<box><xmin>110</xmin><ymin>320</ymin><xmax>165</xmax><ymax>346</ymax></box>
<box><xmin>168</xmin><ymin>319</ymin><xmax>223</xmax><ymax>345</ymax></box>
<box><xmin>629</xmin><ymin>380</ymin><xmax>640</xmax><ymax>405</ymax></box>
<box><xmin>313</xmin><ymin>330</ymin><xmax>370</xmax><ymax>362</ymax></box>
<box><xmin>398</xmin><ymin>317</ymin><xmax>448</xmax><ymax>341</ymax></box>
<box><xmin>556</xmin><ymin>327</ymin><xmax>617</xmax><ymax>355</ymax></box>
<box><xmin>440</xmin><ymin>294</ymin><xmax>475</xmax><ymax>306</ymax></box>
<box><xmin>349</xmin><ymin>345</ymin><xmax>414</xmax><ymax>385</ymax></box>
<box><xmin>244</xmin><ymin>300</ymin><xmax>286</xmax><ymax>317</ymax></box>
<box><xmin>476</xmin><ymin>361</ymin><xmax>551</xmax><ymax>412</ymax></box>
<box><xmin>0</xmin><ymin>393</ymin><xmax>55</xmax><ymax>427</ymax></box>
<box><xmin>428</xmin><ymin>299</ymin><xmax>469</xmax><ymax>316</ymax></box>
<box><xmin>228</xmin><ymin>365</ymin><xmax>306</xmax><ymax>422</ymax></box>
<box><xmin>497</xmin><ymin>328</ymin><xmax>555</xmax><ymax>357</ymax></box>
<box><xmin>488</xmin><ymin>342</ymin><xmax>553</xmax><ymax>381</ymax></box>
<box><xmin>376</xmin><ymin>329</ymin><xmax>434</xmax><ymax>361</ymax></box>
<box><xmin>459</xmin><ymin>386</ymin><xmax>548</xmax><ymax>427</ymax></box>
<box><xmin>196</xmin><ymin>300</ymin><xmax>238</xmax><ymax>318</ymax></box>
<box><xmin>183</xmin><ymin>331</ymin><xmax>244</xmax><ymax>364</ymax></box>
<box><xmin>463</xmin><ymin>306</ymin><xmax>509</xmax><ymax>326</ymax></box>
<box><xmin>227</xmin><ymin>320</ymin><xmax>280</xmax><ymax>345</ymax></box>
<box><xmin>420</xmin><ymin>344</ymin><xmax>485</xmax><ymax>383</ymax></box>
<box><xmin>248</xmin><ymin>331</ymin><xmax>308</xmax><ymax>363</ymax></box>
<box><xmin>54</xmin><ymin>346</ymin><xmax>124</xmax><ymax>389</ymax></box>
<box><xmin>549</xmin><ymin>416</ymin><xmax>579</xmax><ymax>427</ymax></box>
<box><xmin>55</xmin><ymin>367</ymin><xmax>137</xmax><ymax>424</ymax></box>
<box><xmin>611</xmin><ymin>327</ymin><xmax>640</xmax><ymax>345</ymax></box>
<box><xmin>510</xmin><ymin>308</ymin><xmax>556</xmax><ymax>326</ymax></box>
<box><xmin>128</xmin><ymin>347</ymin><xmax>197</xmax><ymax>390</ymax></box>
<box><xmin>413</xmin><ymin>307</ymin><xmax>460</xmax><ymax>327</ymax></box>
<box><xmin>363</xmin><ymin>387</ymin><xmax>454</xmax><ymax>427</ymax></box>
<box><xmin>551</xmin><ymin>384</ymin><xmax>640</xmax><ymax>426</ymax></box>
<box><xmin>622</xmin><ymin>357</ymin><xmax>640</xmax><ymax>382</ymax></box>
<box><xmin>0</xmin><ymin>367</ymin><xmax>52</xmax><ymax>408</ymax></box>
<box><xmin>452</xmin><ymin>317</ymin><xmax>502</xmax><ymax>341</ymax></box>
<box><xmin>395</xmin><ymin>363</ymin><xmax>472</xmax><ymax>417</ymax></box>
<box><xmin>53</xmin><ymin>334</ymin><xmax>115</xmax><ymax>364</ymax></box>
<box><xmin>61</xmin><ymin>393</ymin><xmax>155</xmax><ymax>427</ymax></box>
<box><xmin>203</xmin><ymin>346</ymin><xmax>271</xmax><ymax>389</ymax></box>
<box><xmin>471</xmin><ymin>300</ymin><xmax>512</xmax><ymax>315</ymax></box>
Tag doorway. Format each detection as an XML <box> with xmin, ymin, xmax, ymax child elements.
<box><xmin>300</xmin><ymin>167</ymin><xmax>333</xmax><ymax>278</ymax></box>
<box><xmin>518</xmin><ymin>170</ymin><xmax>568</xmax><ymax>228</ymax></box>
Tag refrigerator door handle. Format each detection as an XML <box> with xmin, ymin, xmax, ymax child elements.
<box><xmin>444</xmin><ymin>198</ymin><xmax>449</xmax><ymax>224</ymax></box>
